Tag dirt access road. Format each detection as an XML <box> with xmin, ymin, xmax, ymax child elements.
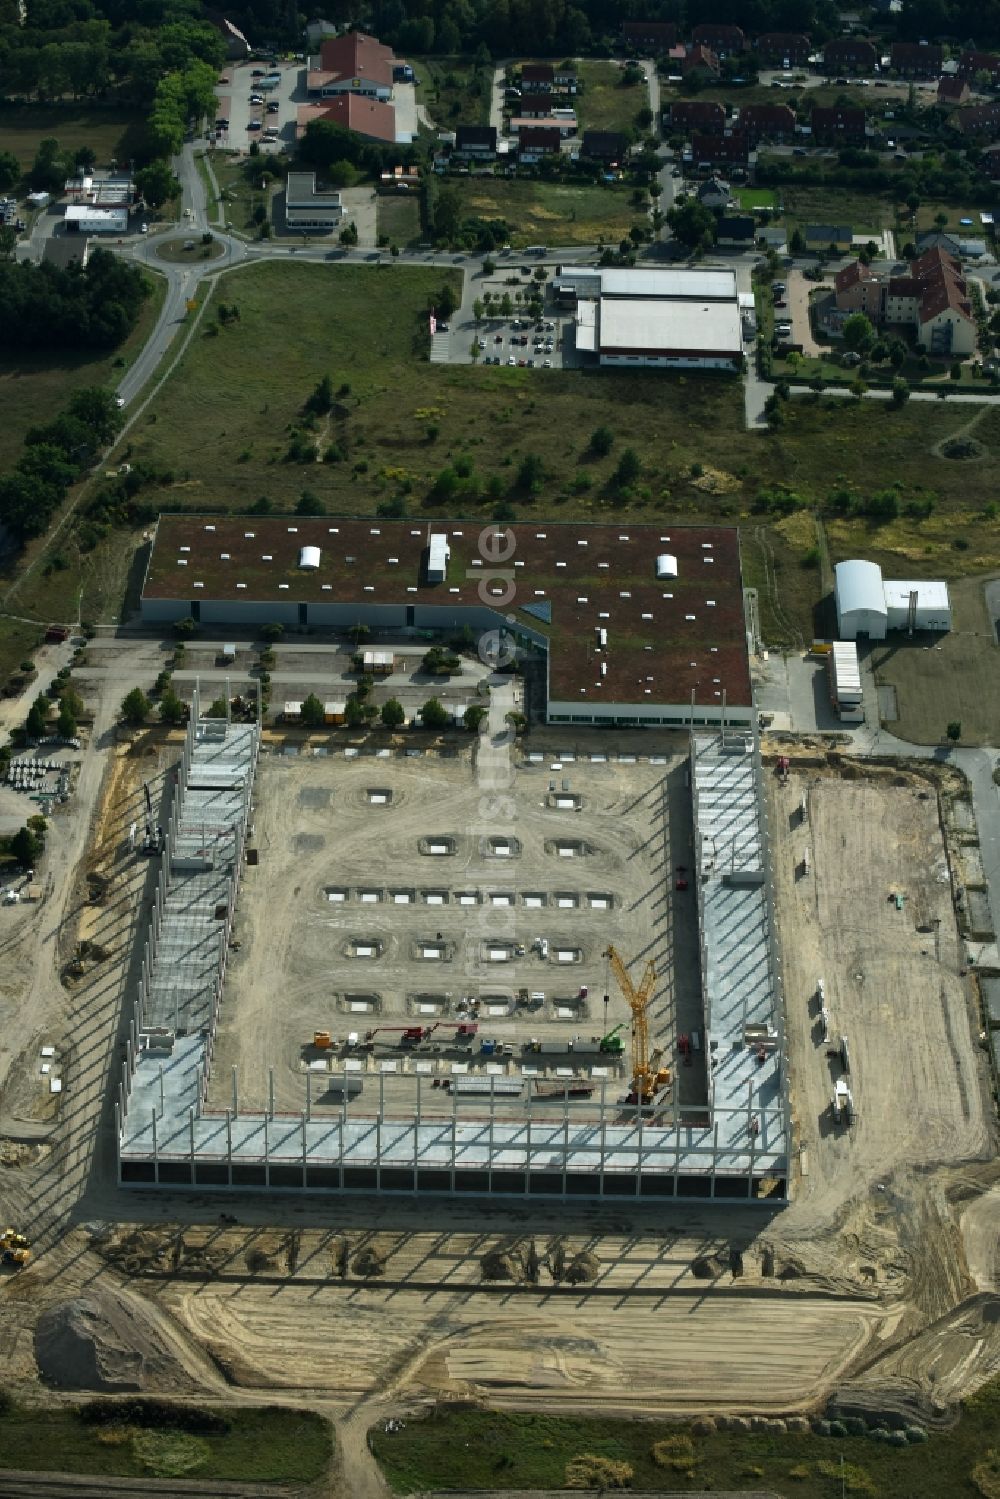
<box><xmin>1</xmin><ymin>683</ymin><xmax>1000</xmax><ymax>1499</ymax></box>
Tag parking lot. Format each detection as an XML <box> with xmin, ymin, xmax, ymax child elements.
<box><xmin>212</xmin><ymin>58</ymin><xmax>302</xmax><ymax>157</ymax></box>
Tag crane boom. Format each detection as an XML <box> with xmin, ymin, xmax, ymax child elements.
<box><xmin>604</xmin><ymin>945</ymin><xmax>660</xmax><ymax>1099</ymax></box>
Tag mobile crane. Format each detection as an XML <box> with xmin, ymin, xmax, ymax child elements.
<box><xmin>604</xmin><ymin>945</ymin><xmax>670</xmax><ymax>1102</ymax></box>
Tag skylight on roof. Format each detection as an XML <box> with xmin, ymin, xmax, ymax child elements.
<box><xmin>220</xmin><ymin>552</ymin><xmax>230</xmax><ymax>559</ymax></box>
<box><xmin>288</xmin><ymin>526</ymin><xmax>298</xmax><ymax>533</ymax></box>
<box><xmin>279</xmin><ymin>583</ymin><xmax>289</xmax><ymax>590</ymax></box>
<box><xmin>618</xmin><ymin>534</ymin><xmax>630</xmax><ymax>541</ymax></box>
<box><xmin>328</xmin><ymin>527</ymin><xmax>339</xmax><ymax>533</ymax></box>
<box><xmin>371</xmin><ymin>527</ymin><xmax>380</xmax><ymax>535</ymax></box>
<box><xmin>263</xmin><ymin>554</ymin><xmax>273</xmax><ymax>561</ymax></box>
<box><xmin>180</xmin><ymin>545</ymin><xmax>190</xmax><ymax>552</ymax></box>
<box><xmin>237</xmin><ymin>582</ymin><xmax>247</xmax><ymax>589</ymax></box>
<box><xmin>244</xmin><ymin>531</ymin><xmax>255</xmax><ymax>538</ymax></box>
<box><xmin>177</xmin><ymin>559</ymin><xmax>187</xmax><ymax>566</ymax></box>
<box><xmin>204</xmin><ymin>524</ymin><xmax>215</xmax><ymax>532</ymax></box>
<box><xmin>322</xmin><ymin>584</ymin><xmax>332</xmax><ymax>590</ymax></box>
<box><xmin>193</xmin><ymin>581</ymin><xmax>204</xmax><ymax>588</ymax></box>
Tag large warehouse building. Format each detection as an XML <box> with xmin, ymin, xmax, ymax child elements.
<box><xmin>554</xmin><ymin>267</ymin><xmax>745</xmax><ymax>370</ymax></box>
<box><xmin>141</xmin><ymin>516</ymin><xmax>755</xmax><ymax>728</ymax></box>
<box><xmin>834</xmin><ymin>559</ymin><xmax>952</xmax><ymax>640</ymax></box>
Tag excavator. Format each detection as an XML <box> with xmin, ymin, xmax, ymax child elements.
<box><xmin>604</xmin><ymin>945</ymin><xmax>671</xmax><ymax>1103</ymax></box>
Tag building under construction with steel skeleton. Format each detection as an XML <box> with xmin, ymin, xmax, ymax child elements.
<box><xmin>116</xmin><ymin>691</ymin><xmax>790</xmax><ymax>1202</ymax></box>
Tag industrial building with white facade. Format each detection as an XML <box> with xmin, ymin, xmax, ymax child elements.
<box><xmin>834</xmin><ymin>559</ymin><xmax>952</xmax><ymax>640</ymax></box>
<box><xmin>554</xmin><ymin>268</ymin><xmax>749</xmax><ymax>370</ymax></box>
<box><xmin>118</xmin><ymin>515</ymin><xmax>790</xmax><ymax>1201</ymax></box>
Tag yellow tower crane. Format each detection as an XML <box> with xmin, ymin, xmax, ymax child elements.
<box><xmin>604</xmin><ymin>946</ymin><xmax>670</xmax><ymax>1101</ymax></box>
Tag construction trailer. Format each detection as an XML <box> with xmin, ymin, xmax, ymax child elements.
<box><xmin>828</xmin><ymin>641</ymin><xmax>864</xmax><ymax>723</ymax></box>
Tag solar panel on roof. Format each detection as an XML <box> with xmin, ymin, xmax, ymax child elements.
<box><xmin>521</xmin><ymin>599</ymin><xmax>552</xmax><ymax>623</ymax></box>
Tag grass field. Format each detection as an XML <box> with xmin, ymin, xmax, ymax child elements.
<box><xmin>370</xmin><ymin>1379</ymin><xmax>1000</xmax><ymax>1498</ymax></box>
<box><xmin>209</xmin><ymin>153</ymin><xmax>278</xmax><ymax>236</ymax></box>
<box><xmin>778</xmin><ymin>183</ymin><xmax>892</xmax><ymax>235</ymax></box>
<box><xmin>0</xmin><ymin>104</ymin><xmax>149</xmax><ymax>176</ymax></box>
<box><xmin>56</xmin><ymin>259</ymin><xmax>1000</xmax><ymax>659</ymax></box>
<box><xmin>415</xmin><ymin>57</ymin><xmax>492</xmax><ymax>128</ymax></box>
<box><xmin>575</xmin><ymin>59</ymin><xmax>648</xmax><ymax>133</ymax></box>
<box><xmin>735</xmin><ymin>187</ymin><xmax>778</xmax><ymax>210</ymax></box>
<box><xmin>0</xmin><ymin>1401</ymin><xmax>331</xmax><ymax>1483</ymax></box>
<box><xmin>914</xmin><ymin>201</ymin><xmax>991</xmax><ymax>235</ymax></box>
<box><xmin>461</xmin><ymin>178</ymin><xmax>640</xmax><ymax>245</ymax></box>
<box><xmin>377</xmin><ymin>193</ymin><xmax>423</xmax><ymax>247</ymax></box>
<box><xmin>0</xmin><ymin>266</ymin><xmax>167</xmax><ymax>470</ymax></box>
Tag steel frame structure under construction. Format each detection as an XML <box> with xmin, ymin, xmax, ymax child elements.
<box><xmin>117</xmin><ymin>710</ymin><xmax>790</xmax><ymax>1201</ymax></box>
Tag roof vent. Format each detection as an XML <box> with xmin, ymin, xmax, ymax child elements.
<box><xmin>300</xmin><ymin>546</ymin><xmax>321</xmax><ymax>569</ymax></box>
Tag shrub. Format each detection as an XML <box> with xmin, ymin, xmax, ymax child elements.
<box><xmin>78</xmin><ymin>1399</ymin><xmax>230</xmax><ymax>1435</ymax></box>
<box><xmin>651</xmin><ymin>1434</ymin><xmax>695</xmax><ymax>1468</ymax></box>
<box><xmin>565</xmin><ymin>1453</ymin><xmax>633</xmax><ymax>1489</ymax></box>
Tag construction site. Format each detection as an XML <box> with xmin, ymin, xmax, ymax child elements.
<box><xmin>1</xmin><ymin>616</ymin><xmax>999</xmax><ymax>1493</ymax></box>
<box><xmin>116</xmin><ymin>691</ymin><xmax>789</xmax><ymax>1200</ymax></box>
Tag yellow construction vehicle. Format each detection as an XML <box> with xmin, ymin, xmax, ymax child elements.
<box><xmin>604</xmin><ymin>945</ymin><xmax>671</xmax><ymax>1103</ymax></box>
<box><xmin>0</xmin><ymin>1228</ymin><xmax>31</xmax><ymax>1269</ymax></box>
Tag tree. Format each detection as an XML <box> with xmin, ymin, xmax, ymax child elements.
<box><xmin>306</xmin><ymin>373</ymin><xmax>334</xmax><ymax>414</ymax></box>
<box><xmin>25</xmin><ymin>695</ymin><xmax>48</xmax><ymax>740</ymax></box>
<box><xmin>0</xmin><ymin>151</ymin><xmax>20</xmax><ymax>193</ymax></box>
<box><xmin>472</xmin><ymin>297</ymin><xmax>484</xmax><ymax>323</ymax></box>
<box><xmin>260</xmin><ymin>622</ymin><xmax>284</xmax><ymax>641</ymax></box>
<box><xmin>517</xmin><ymin>452</ymin><xmax>544</xmax><ymax>491</ymax></box>
<box><xmin>173</xmin><ymin>615</ymin><xmax>197</xmax><ymax>637</ymax></box>
<box><xmin>159</xmin><ymin>688</ymin><xmax>186</xmax><ymax>724</ymax></box>
<box><xmin>380</xmin><ymin>697</ymin><xmax>405</xmax><ymax>728</ymax></box>
<box><xmin>437</xmin><ymin>281</ymin><xmax>458</xmax><ymax>319</ymax></box>
<box><xmin>300</xmin><ymin>693</ymin><xmax>325</xmax><ymax>728</ymax></box>
<box><xmin>296</xmin><ymin>490</ymin><xmax>324</xmax><ymax>515</ymax></box>
<box><xmin>463</xmin><ymin>703</ymin><xmax>488</xmax><ymax>732</ymax></box>
<box><xmin>120</xmin><ymin>687</ymin><xmax>150</xmax><ymax>726</ymax></box>
<box><xmin>891</xmin><ymin>377</ymin><xmax>911</xmax><ymax>406</ymax></box>
<box><xmin>0</xmin><ymin>226</ymin><xmax>16</xmax><ymax>261</ymax></box>
<box><xmin>339</xmin><ymin>220</ymin><xmax>358</xmax><ymax>246</ymax></box>
<box><xmin>789</xmin><ymin>228</ymin><xmax>806</xmax><ymax>256</ymax></box>
<box><xmin>842</xmin><ymin>313</ymin><xmax>876</xmax><ymax>354</ymax></box>
<box><xmin>10</xmin><ymin>825</ymin><xmax>43</xmax><ymax>868</ymax></box>
<box><xmin>59</xmin><ymin>686</ymin><xmax>84</xmax><ymax>720</ymax></box>
<box><xmin>56</xmin><ymin>701</ymin><xmax>77</xmax><ymax>739</ymax></box>
<box><xmin>30</xmin><ymin>137</ymin><xmax>67</xmax><ymax>194</ymax></box>
<box><xmin>667</xmin><ymin>198</ymin><xmax>716</xmax><ymax>251</ymax></box>
<box><xmin>344</xmin><ymin>695</ymin><xmax>366</xmax><ymax>727</ymax></box>
<box><xmin>615</xmin><ymin>447</ymin><xmax>641</xmax><ymax>486</ymax></box>
<box><xmin>589</xmin><ymin>425</ymin><xmax>614</xmax><ymax>456</ymax></box>
<box><xmin>206</xmin><ymin>697</ymin><xmax>228</xmax><ymax>718</ymax></box>
<box><xmin>135</xmin><ymin>159</ymin><xmax>180</xmax><ymax>208</ymax></box>
<box><xmin>946</xmin><ymin>720</ymin><xmax>962</xmax><ymax>743</ymax></box>
<box><xmin>420</xmin><ymin>697</ymin><xmax>450</xmax><ymax>730</ymax></box>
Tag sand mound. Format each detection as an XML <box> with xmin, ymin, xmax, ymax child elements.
<box><xmin>34</xmin><ymin>1294</ymin><xmax>187</xmax><ymax>1392</ymax></box>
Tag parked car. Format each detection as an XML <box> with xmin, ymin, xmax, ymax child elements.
<box><xmin>247</xmin><ymin>120</ymin><xmax>262</xmax><ymax>130</ymax></box>
<box><xmin>543</xmin><ymin>358</ymin><xmax>552</xmax><ymax>367</ymax></box>
<box><xmin>252</xmin><ymin>67</ymin><xmax>265</xmax><ymax>76</ymax></box>
<box><xmin>438</xmin><ymin>322</ymin><xmax>449</xmax><ymax>331</ymax></box>
<box><xmin>507</xmin><ymin>355</ymin><xmax>516</xmax><ymax>365</ymax></box>
<box><xmin>494</xmin><ymin>334</ymin><xmax>503</xmax><ymax>343</ymax></box>
<box><xmin>249</xmin><ymin>94</ymin><xmax>264</xmax><ymax>103</ymax></box>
